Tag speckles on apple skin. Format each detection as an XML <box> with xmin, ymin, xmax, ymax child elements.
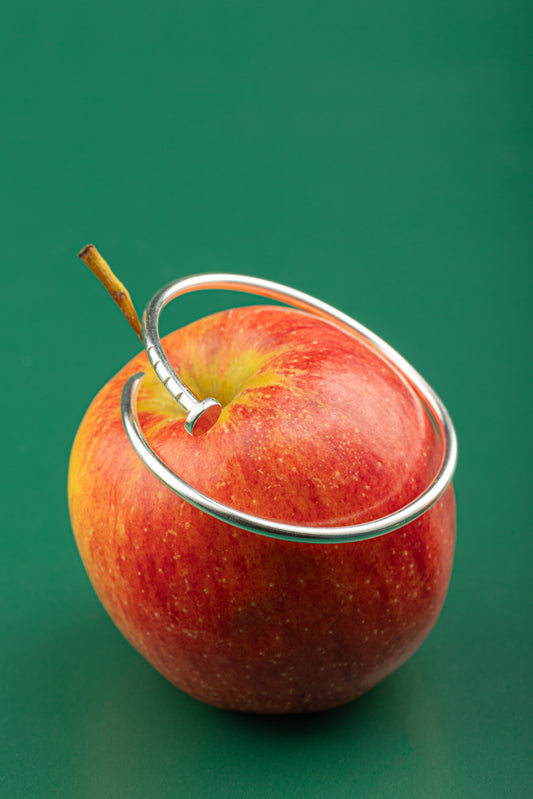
<box><xmin>121</xmin><ymin>503</ymin><xmax>452</xmax><ymax>713</ymax></box>
<box><xmin>68</xmin><ymin>307</ymin><xmax>456</xmax><ymax>713</ymax></box>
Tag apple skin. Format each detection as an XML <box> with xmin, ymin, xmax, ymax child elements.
<box><xmin>68</xmin><ymin>305</ymin><xmax>455</xmax><ymax>713</ymax></box>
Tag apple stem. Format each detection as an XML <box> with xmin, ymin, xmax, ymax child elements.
<box><xmin>77</xmin><ymin>244</ymin><xmax>143</xmax><ymax>341</ymax></box>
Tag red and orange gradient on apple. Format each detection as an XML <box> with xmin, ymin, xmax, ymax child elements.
<box><xmin>69</xmin><ymin>294</ymin><xmax>455</xmax><ymax>713</ymax></box>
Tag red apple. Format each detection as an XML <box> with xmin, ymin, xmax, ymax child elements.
<box><xmin>68</xmin><ymin>303</ymin><xmax>455</xmax><ymax>713</ymax></box>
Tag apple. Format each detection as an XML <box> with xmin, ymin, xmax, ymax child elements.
<box><xmin>68</xmin><ymin>292</ymin><xmax>456</xmax><ymax>714</ymax></box>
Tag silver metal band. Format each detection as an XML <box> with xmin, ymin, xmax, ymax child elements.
<box><xmin>120</xmin><ymin>274</ymin><xmax>457</xmax><ymax>544</ymax></box>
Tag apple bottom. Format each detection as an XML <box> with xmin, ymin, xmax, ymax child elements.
<box><xmin>80</xmin><ymin>487</ymin><xmax>455</xmax><ymax>714</ymax></box>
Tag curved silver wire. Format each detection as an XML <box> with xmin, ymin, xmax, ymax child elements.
<box><xmin>121</xmin><ymin>274</ymin><xmax>458</xmax><ymax>544</ymax></box>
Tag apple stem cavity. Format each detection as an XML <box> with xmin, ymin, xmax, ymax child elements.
<box><xmin>77</xmin><ymin>244</ymin><xmax>143</xmax><ymax>342</ymax></box>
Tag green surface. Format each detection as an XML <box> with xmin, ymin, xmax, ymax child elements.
<box><xmin>1</xmin><ymin>1</ymin><xmax>532</xmax><ymax>797</ymax></box>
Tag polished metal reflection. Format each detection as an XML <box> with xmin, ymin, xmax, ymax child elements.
<box><xmin>121</xmin><ymin>273</ymin><xmax>458</xmax><ymax>543</ymax></box>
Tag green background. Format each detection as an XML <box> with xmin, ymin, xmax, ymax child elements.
<box><xmin>2</xmin><ymin>2</ymin><xmax>532</xmax><ymax>797</ymax></box>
